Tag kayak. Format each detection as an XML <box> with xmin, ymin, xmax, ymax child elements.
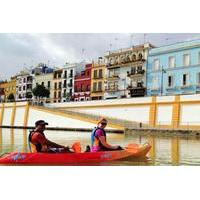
<box><xmin>0</xmin><ymin>143</ymin><xmax>151</xmax><ymax>165</ymax></box>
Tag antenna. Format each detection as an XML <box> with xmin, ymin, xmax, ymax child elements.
<box><xmin>115</xmin><ymin>37</ymin><xmax>118</xmax><ymax>49</ymax></box>
<box><xmin>109</xmin><ymin>43</ymin><xmax>112</xmax><ymax>51</ymax></box>
<box><xmin>144</xmin><ymin>33</ymin><xmax>147</xmax><ymax>43</ymax></box>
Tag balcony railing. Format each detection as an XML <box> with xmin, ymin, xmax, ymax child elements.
<box><xmin>106</xmin><ymin>87</ymin><xmax>119</xmax><ymax>92</ymax></box>
<box><xmin>127</xmin><ymin>86</ymin><xmax>146</xmax><ymax>97</ymax></box>
<box><xmin>127</xmin><ymin>70</ymin><xmax>145</xmax><ymax>77</ymax></box>
<box><xmin>92</xmin><ymin>90</ymin><xmax>103</xmax><ymax>93</ymax></box>
<box><xmin>93</xmin><ymin>76</ymin><xmax>103</xmax><ymax>79</ymax></box>
<box><xmin>68</xmin><ymin>74</ymin><xmax>73</xmax><ymax>78</ymax></box>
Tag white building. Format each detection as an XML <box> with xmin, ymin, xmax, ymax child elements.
<box><xmin>104</xmin><ymin>43</ymin><xmax>154</xmax><ymax>99</ymax></box>
<box><xmin>61</xmin><ymin>62</ymin><xmax>85</xmax><ymax>102</ymax></box>
<box><xmin>16</xmin><ymin>71</ymin><xmax>33</xmax><ymax>101</ymax></box>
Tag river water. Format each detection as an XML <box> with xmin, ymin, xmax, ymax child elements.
<box><xmin>0</xmin><ymin>128</ymin><xmax>200</xmax><ymax>166</ymax></box>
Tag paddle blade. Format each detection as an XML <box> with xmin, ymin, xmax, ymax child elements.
<box><xmin>125</xmin><ymin>143</ymin><xmax>140</xmax><ymax>149</ymax></box>
<box><xmin>71</xmin><ymin>142</ymin><xmax>82</xmax><ymax>153</ymax></box>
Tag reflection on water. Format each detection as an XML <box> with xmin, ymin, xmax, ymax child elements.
<box><xmin>0</xmin><ymin>128</ymin><xmax>200</xmax><ymax>166</ymax></box>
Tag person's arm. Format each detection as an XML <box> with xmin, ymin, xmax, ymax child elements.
<box><xmin>98</xmin><ymin>136</ymin><xmax>119</xmax><ymax>150</ymax></box>
<box><xmin>45</xmin><ymin>139</ymin><xmax>66</xmax><ymax>148</ymax></box>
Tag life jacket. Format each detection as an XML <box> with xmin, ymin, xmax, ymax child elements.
<box><xmin>91</xmin><ymin>127</ymin><xmax>106</xmax><ymax>149</ymax></box>
<box><xmin>28</xmin><ymin>130</ymin><xmax>47</xmax><ymax>153</ymax></box>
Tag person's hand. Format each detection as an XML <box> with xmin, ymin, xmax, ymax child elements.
<box><xmin>117</xmin><ymin>146</ymin><xmax>124</xmax><ymax>150</ymax></box>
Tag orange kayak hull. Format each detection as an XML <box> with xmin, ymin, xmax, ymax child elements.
<box><xmin>0</xmin><ymin>143</ymin><xmax>151</xmax><ymax>165</ymax></box>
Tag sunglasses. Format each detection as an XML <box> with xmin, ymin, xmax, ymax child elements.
<box><xmin>101</xmin><ymin>122</ymin><xmax>107</xmax><ymax>125</ymax></box>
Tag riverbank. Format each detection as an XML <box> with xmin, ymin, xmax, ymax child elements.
<box><xmin>0</xmin><ymin>126</ymin><xmax>124</xmax><ymax>133</ymax></box>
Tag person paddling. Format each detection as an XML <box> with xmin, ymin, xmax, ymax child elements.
<box><xmin>91</xmin><ymin>117</ymin><xmax>123</xmax><ymax>152</ymax></box>
<box><xmin>29</xmin><ymin>120</ymin><xmax>73</xmax><ymax>153</ymax></box>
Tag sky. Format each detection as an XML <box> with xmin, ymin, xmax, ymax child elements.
<box><xmin>0</xmin><ymin>33</ymin><xmax>200</xmax><ymax>80</ymax></box>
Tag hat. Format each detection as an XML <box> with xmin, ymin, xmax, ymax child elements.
<box><xmin>35</xmin><ymin>120</ymin><xmax>48</xmax><ymax>126</ymax></box>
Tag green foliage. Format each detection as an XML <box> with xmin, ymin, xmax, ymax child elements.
<box><xmin>32</xmin><ymin>84</ymin><xmax>50</xmax><ymax>99</ymax></box>
<box><xmin>26</xmin><ymin>92</ymin><xmax>33</xmax><ymax>99</ymax></box>
<box><xmin>7</xmin><ymin>93</ymin><xmax>15</xmax><ymax>102</ymax></box>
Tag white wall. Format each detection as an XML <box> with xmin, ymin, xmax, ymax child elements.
<box><xmin>156</xmin><ymin>105</ymin><xmax>173</xmax><ymax>125</ymax></box>
<box><xmin>2</xmin><ymin>107</ymin><xmax>12</xmax><ymax>126</ymax></box>
<box><xmin>180</xmin><ymin>104</ymin><xmax>200</xmax><ymax>125</ymax></box>
<box><xmin>14</xmin><ymin>107</ymin><xmax>26</xmax><ymax>126</ymax></box>
<box><xmin>28</xmin><ymin>108</ymin><xmax>98</xmax><ymax>129</ymax></box>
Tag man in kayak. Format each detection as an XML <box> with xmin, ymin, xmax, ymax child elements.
<box><xmin>91</xmin><ymin>117</ymin><xmax>123</xmax><ymax>152</ymax></box>
<box><xmin>29</xmin><ymin>120</ymin><xmax>72</xmax><ymax>153</ymax></box>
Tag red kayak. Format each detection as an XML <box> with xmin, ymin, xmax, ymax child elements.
<box><xmin>0</xmin><ymin>143</ymin><xmax>151</xmax><ymax>165</ymax></box>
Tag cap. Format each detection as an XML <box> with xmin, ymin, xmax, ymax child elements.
<box><xmin>35</xmin><ymin>120</ymin><xmax>49</xmax><ymax>126</ymax></box>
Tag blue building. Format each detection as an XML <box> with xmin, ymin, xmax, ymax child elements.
<box><xmin>147</xmin><ymin>39</ymin><xmax>200</xmax><ymax>96</ymax></box>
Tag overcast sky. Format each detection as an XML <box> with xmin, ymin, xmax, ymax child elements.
<box><xmin>0</xmin><ymin>33</ymin><xmax>200</xmax><ymax>80</ymax></box>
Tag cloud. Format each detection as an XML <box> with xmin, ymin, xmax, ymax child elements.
<box><xmin>0</xmin><ymin>33</ymin><xmax>200</xmax><ymax>80</ymax></box>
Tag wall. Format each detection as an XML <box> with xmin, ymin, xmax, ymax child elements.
<box><xmin>0</xmin><ymin>102</ymin><xmax>116</xmax><ymax>130</ymax></box>
<box><xmin>47</xmin><ymin>94</ymin><xmax>200</xmax><ymax>130</ymax></box>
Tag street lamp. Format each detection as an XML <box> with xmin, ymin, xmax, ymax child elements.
<box><xmin>122</xmin><ymin>78</ymin><xmax>126</xmax><ymax>97</ymax></box>
<box><xmin>161</xmin><ymin>66</ymin><xmax>166</xmax><ymax>96</ymax></box>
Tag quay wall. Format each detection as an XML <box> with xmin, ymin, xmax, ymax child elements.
<box><xmin>47</xmin><ymin>94</ymin><xmax>200</xmax><ymax>130</ymax></box>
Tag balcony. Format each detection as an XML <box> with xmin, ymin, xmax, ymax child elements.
<box><xmin>127</xmin><ymin>85</ymin><xmax>146</xmax><ymax>97</ymax></box>
<box><xmin>180</xmin><ymin>84</ymin><xmax>194</xmax><ymax>89</ymax></box>
<box><xmin>107</xmin><ymin>74</ymin><xmax>120</xmax><ymax>81</ymax></box>
<box><xmin>93</xmin><ymin>76</ymin><xmax>103</xmax><ymax>80</ymax></box>
<box><xmin>68</xmin><ymin>74</ymin><xmax>73</xmax><ymax>78</ymax></box>
<box><xmin>127</xmin><ymin>69</ymin><xmax>145</xmax><ymax>78</ymax></box>
<box><xmin>92</xmin><ymin>89</ymin><xmax>103</xmax><ymax>93</ymax></box>
<box><xmin>106</xmin><ymin>86</ymin><xmax>119</xmax><ymax>92</ymax></box>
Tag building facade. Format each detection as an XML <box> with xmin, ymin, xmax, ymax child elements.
<box><xmin>32</xmin><ymin>73</ymin><xmax>54</xmax><ymax>103</ymax></box>
<box><xmin>74</xmin><ymin>63</ymin><xmax>92</xmax><ymax>101</ymax></box>
<box><xmin>61</xmin><ymin>63</ymin><xmax>85</xmax><ymax>102</ymax></box>
<box><xmin>16</xmin><ymin>71</ymin><xmax>33</xmax><ymax>101</ymax></box>
<box><xmin>104</xmin><ymin>43</ymin><xmax>153</xmax><ymax>99</ymax></box>
<box><xmin>0</xmin><ymin>77</ymin><xmax>16</xmax><ymax>102</ymax></box>
<box><xmin>90</xmin><ymin>60</ymin><xmax>106</xmax><ymax>100</ymax></box>
<box><xmin>147</xmin><ymin>39</ymin><xmax>200</xmax><ymax>96</ymax></box>
<box><xmin>52</xmin><ymin>69</ymin><xmax>63</xmax><ymax>103</ymax></box>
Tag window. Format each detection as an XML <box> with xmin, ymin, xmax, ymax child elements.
<box><xmin>198</xmin><ymin>52</ymin><xmax>200</xmax><ymax>64</ymax></box>
<box><xmin>54</xmin><ymin>92</ymin><xmax>57</xmax><ymax>98</ymax></box>
<box><xmin>93</xmin><ymin>82</ymin><xmax>97</xmax><ymax>92</ymax></box>
<box><xmin>23</xmin><ymin>86</ymin><xmax>26</xmax><ymax>90</ymax></box>
<box><xmin>183</xmin><ymin>54</ymin><xmax>190</xmax><ymax>66</ymax></box>
<box><xmin>152</xmin><ymin>76</ymin><xmax>159</xmax><ymax>89</ymax></box>
<box><xmin>94</xmin><ymin>70</ymin><xmax>97</xmax><ymax>78</ymax></box>
<box><xmin>58</xmin><ymin>91</ymin><xmax>61</xmax><ymax>98</ymax></box>
<box><xmin>86</xmin><ymin>85</ymin><xmax>90</xmax><ymax>91</ymax></box>
<box><xmin>54</xmin><ymin>82</ymin><xmax>57</xmax><ymax>90</ymax></box>
<box><xmin>98</xmin><ymin>82</ymin><xmax>102</xmax><ymax>91</ymax></box>
<box><xmin>182</xmin><ymin>74</ymin><xmax>189</xmax><ymax>86</ymax></box>
<box><xmin>153</xmin><ymin>59</ymin><xmax>160</xmax><ymax>70</ymax></box>
<box><xmin>167</xmin><ymin>75</ymin><xmax>173</xmax><ymax>87</ymax></box>
<box><xmin>99</xmin><ymin>69</ymin><xmax>103</xmax><ymax>78</ymax></box>
<box><xmin>64</xmin><ymin>71</ymin><xmax>67</xmax><ymax>78</ymax></box>
<box><xmin>23</xmin><ymin>78</ymin><xmax>26</xmax><ymax>83</ymax></box>
<box><xmin>169</xmin><ymin>56</ymin><xmax>175</xmax><ymax>68</ymax></box>
<box><xmin>197</xmin><ymin>72</ymin><xmax>200</xmax><ymax>85</ymax></box>
<box><xmin>41</xmin><ymin>82</ymin><xmax>44</xmax><ymax>86</ymax></box>
<box><xmin>81</xmin><ymin>84</ymin><xmax>84</xmax><ymax>92</ymax></box>
<box><xmin>59</xmin><ymin>82</ymin><xmax>62</xmax><ymax>89</ymax></box>
<box><xmin>48</xmin><ymin>81</ymin><xmax>50</xmax><ymax>88</ymax></box>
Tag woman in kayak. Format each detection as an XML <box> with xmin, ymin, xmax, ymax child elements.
<box><xmin>29</xmin><ymin>120</ymin><xmax>73</xmax><ymax>153</ymax></box>
<box><xmin>91</xmin><ymin>117</ymin><xmax>123</xmax><ymax>152</ymax></box>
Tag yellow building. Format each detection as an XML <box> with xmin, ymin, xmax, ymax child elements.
<box><xmin>0</xmin><ymin>77</ymin><xmax>16</xmax><ymax>102</ymax></box>
<box><xmin>91</xmin><ymin>61</ymin><xmax>106</xmax><ymax>100</ymax></box>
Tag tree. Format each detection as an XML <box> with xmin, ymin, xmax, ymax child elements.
<box><xmin>32</xmin><ymin>84</ymin><xmax>50</xmax><ymax>103</ymax></box>
<box><xmin>7</xmin><ymin>93</ymin><xmax>15</xmax><ymax>102</ymax></box>
<box><xmin>26</xmin><ymin>92</ymin><xmax>33</xmax><ymax>99</ymax></box>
